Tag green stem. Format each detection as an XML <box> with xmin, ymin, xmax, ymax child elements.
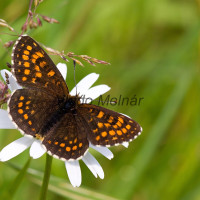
<box><xmin>7</xmin><ymin>157</ymin><xmax>32</xmax><ymax>199</ymax></box>
<box><xmin>39</xmin><ymin>154</ymin><xmax>53</xmax><ymax>200</ymax></box>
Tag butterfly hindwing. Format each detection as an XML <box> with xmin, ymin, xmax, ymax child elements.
<box><xmin>42</xmin><ymin>113</ymin><xmax>89</xmax><ymax>160</ymax></box>
<box><xmin>11</xmin><ymin>35</ymin><xmax>69</xmax><ymax>97</ymax></box>
<box><xmin>79</xmin><ymin>104</ymin><xmax>142</xmax><ymax>146</ymax></box>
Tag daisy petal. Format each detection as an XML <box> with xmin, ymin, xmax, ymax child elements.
<box><xmin>0</xmin><ymin>136</ymin><xmax>34</xmax><ymax>161</ymax></box>
<box><xmin>122</xmin><ymin>142</ymin><xmax>129</xmax><ymax>148</ymax></box>
<box><xmin>65</xmin><ymin>160</ymin><xmax>81</xmax><ymax>187</ymax></box>
<box><xmin>70</xmin><ymin>73</ymin><xmax>99</xmax><ymax>96</ymax></box>
<box><xmin>30</xmin><ymin>140</ymin><xmax>46</xmax><ymax>159</ymax></box>
<box><xmin>82</xmin><ymin>152</ymin><xmax>104</xmax><ymax>179</ymax></box>
<box><xmin>57</xmin><ymin>63</ymin><xmax>67</xmax><ymax>80</ymax></box>
<box><xmin>90</xmin><ymin>144</ymin><xmax>114</xmax><ymax>160</ymax></box>
<box><xmin>84</xmin><ymin>85</ymin><xmax>110</xmax><ymax>102</ymax></box>
<box><xmin>0</xmin><ymin>109</ymin><xmax>15</xmax><ymax>129</ymax></box>
<box><xmin>1</xmin><ymin>69</ymin><xmax>21</xmax><ymax>91</ymax></box>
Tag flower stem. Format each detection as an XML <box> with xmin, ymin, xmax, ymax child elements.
<box><xmin>8</xmin><ymin>157</ymin><xmax>32</xmax><ymax>199</ymax></box>
<box><xmin>39</xmin><ymin>154</ymin><xmax>53</xmax><ymax>200</ymax></box>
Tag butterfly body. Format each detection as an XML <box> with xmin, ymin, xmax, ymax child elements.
<box><xmin>8</xmin><ymin>35</ymin><xmax>142</xmax><ymax>161</ymax></box>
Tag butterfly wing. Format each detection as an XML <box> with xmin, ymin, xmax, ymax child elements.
<box><xmin>42</xmin><ymin>113</ymin><xmax>89</xmax><ymax>160</ymax></box>
<box><xmin>8</xmin><ymin>89</ymin><xmax>62</xmax><ymax>137</ymax></box>
<box><xmin>11</xmin><ymin>35</ymin><xmax>69</xmax><ymax>97</ymax></box>
<box><xmin>78</xmin><ymin>104</ymin><xmax>142</xmax><ymax>146</ymax></box>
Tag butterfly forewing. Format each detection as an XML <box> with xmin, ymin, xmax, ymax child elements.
<box><xmin>79</xmin><ymin>104</ymin><xmax>142</xmax><ymax>146</ymax></box>
<box><xmin>12</xmin><ymin>35</ymin><xmax>69</xmax><ymax>97</ymax></box>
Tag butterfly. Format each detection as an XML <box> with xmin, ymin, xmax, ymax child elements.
<box><xmin>8</xmin><ymin>35</ymin><xmax>142</xmax><ymax>161</ymax></box>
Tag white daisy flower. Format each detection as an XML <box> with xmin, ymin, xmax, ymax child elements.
<box><xmin>0</xmin><ymin>63</ymin><xmax>128</xmax><ymax>187</ymax></box>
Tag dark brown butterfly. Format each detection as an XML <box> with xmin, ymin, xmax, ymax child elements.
<box><xmin>8</xmin><ymin>35</ymin><xmax>142</xmax><ymax>161</ymax></box>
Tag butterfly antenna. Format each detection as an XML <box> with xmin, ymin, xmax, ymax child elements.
<box><xmin>73</xmin><ymin>60</ymin><xmax>77</xmax><ymax>96</ymax></box>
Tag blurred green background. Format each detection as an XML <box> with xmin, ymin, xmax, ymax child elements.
<box><xmin>0</xmin><ymin>0</ymin><xmax>199</xmax><ymax>199</ymax></box>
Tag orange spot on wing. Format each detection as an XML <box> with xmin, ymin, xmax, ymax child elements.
<box><xmin>109</xmin><ymin>130</ymin><xmax>115</xmax><ymax>136</ymax></box>
<box><xmin>79</xmin><ymin>143</ymin><xmax>83</xmax><ymax>148</ymax></box>
<box><xmin>93</xmin><ymin>128</ymin><xmax>98</xmax><ymax>133</ymax></box>
<box><xmin>117</xmin><ymin>130</ymin><xmax>122</xmax><ymax>135</ymax></box>
<box><xmin>96</xmin><ymin>135</ymin><xmax>100</xmax><ymax>141</ymax></box>
<box><xmin>24</xmin><ymin>69</ymin><xmax>30</xmax><ymax>75</ymax></box>
<box><xmin>47</xmin><ymin>70</ymin><xmax>55</xmax><ymax>77</ymax></box>
<box><xmin>36</xmin><ymin>51</ymin><xmax>44</xmax><ymax>57</ymax></box>
<box><xmin>32</xmin><ymin>78</ymin><xmax>36</xmax><ymax>83</ymax></box>
<box><xmin>32</xmin><ymin>58</ymin><xmax>36</xmax><ymax>63</ymax></box>
<box><xmin>23</xmin><ymin>114</ymin><xmax>28</xmax><ymax>120</ymax></box>
<box><xmin>22</xmin><ymin>55</ymin><xmax>29</xmax><ymax>60</ymax></box>
<box><xmin>122</xmin><ymin>128</ymin><xmax>127</xmax><ymax>134</ymax></box>
<box><xmin>27</xmin><ymin>45</ymin><xmax>32</xmax><ymax>50</ymax></box>
<box><xmin>24</xmin><ymin>62</ymin><xmax>30</xmax><ymax>67</ymax></box>
<box><xmin>98</xmin><ymin>122</ymin><xmax>103</xmax><ymax>128</ymax></box>
<box><xmin>26</xmin><ymin>101</ymin><xmax>31</xmax><ymax>105</ymax></box>
<box><xmin>64</xmin><ymin>136</ymin><xmax>68</xmax><ymax>140</ymax></box>
<box><xmin>44</xmin><ymin>82</ymin><xmax>49</xmax><ymax>87</ymax></box>
<box><xmin>66</xmin><ymin>147</ymin><xmax>71</xmax><ymax>152</ymax></box>
<box><xmin>31</xmin><ymin>110</ymin><xmax>35</xmax><ymax>114</ymax></box>
<box><xmin>18</xmin><ymin>102</ymin><xmax>23</xmax><ymax>107</ymax></box>
<box><xmin>104</xmin><ymin>123</ymin><xmax>111</xmax><ymax>128</ymax></box>
<box><xmin>18</xmin><ymin>109</ymin><xmax>23</xmax><ymax>114</ymax></box>
<box><xmin>118</xmin><ymin>117</ymin><xmax>124</xmax><ymax>124</ymax></box>
<box><xmin>22</xmin><ymin>77</ymin><xmax>27</xmax><ymax>81</ymax></box>
<box><xmin>28</xmin><ymin>120</ymin><xmax>32</xmax><ymax>125</ymax></box>
<box><xmin>112</xmin><ymin>137</ymin><xmax>118</xmax><ymax>140</ymax></box>
<box><xmin>40</xmin><ymin>61</ymin><xmax>46</xmax><ymax>67</ymax></box>
<box><xmin>113</xmin><ymin>124</ymin><xmax>118</xmax><ymax>129</ymax></box>
<box><xmin>24</xmin><ymin>50</ymin><xmax>30</xmax><ymax>55</ymax></box>
<box><xmin>35</xmin><ymin>72</ymin><xmax>42</xmax><ymax>78</ymax></box>
<box><xmin>19</xmin><ymin>96</ymin><xmax>24</xmax><ymax>100</ymax></box>
<box><xmin>126</xmin><ymin>124</ymin><xmax>131</xmax><ymax>130</ymax></box>
<box><xmin>72</xmin><ymin>146</ymin><xmax>77</xmax><ymax>151</ymax></box>
<box><xmin>60</xmin><ymin>143</ymin><xmax>65</xmax><ymax>147</ymax></box>
<box><xmin>54</xmin><ymin>141</ymin><xmax>58</xmax><ymax>145</ymax></box>
<box><xmin>35</xmin><ymin>65</ymin><xmax>40</xmax><ymax>71</ymax></box>
<box><xmin>97</xmin><ymin>111</ymin><xmax>104</xmax><ymax>119</ymax></box>
<box><xmin>32</xmin><ymin>54</ymin><xmax>39</xmax><ymax>59</ymax></box>
<box><xmin>108</xmin><ymin>116</ymin><xmax>114</xmax><ymax>123</ymax></box>
<box><xmin>116</xmin><ymin>121</ymin><xmax>122</xmax><ymax>127</ymax></box>
<box><xmin>101</xmin><ymin>131</ymin><xmax>107</xmax><ymax>137</ymax></box>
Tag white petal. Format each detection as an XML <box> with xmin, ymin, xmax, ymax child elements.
<box><xmin>122</xmin><ymin>142</ymin><xmax>129</xmax><ymax>148</ymax></box>
<box><xmin>0</xmin><ymin>136</ymin><xmax>34</xmax><ymax>161</ymax></box>
<box><xmin>83</xmin><ymin>85</ymin><xmax>110</xmax><ymax>103</ymax></box>
<box><xmin>57</xmin><ymin>63</ymin><xmax>67</xmax><ymax>80</ymax></box>
<box><xmin>82</xmin><ymin>152</ymin><xmax>104</xmax><ymax>179</ymax></box>
<box><xmin>70</xmin><ymin>73</ymin><xmax>99</xmax><ymax>96</ymax></box>
<box><xmin>90</xmin><ymin>144</ymin><xmax>113</xmax><ymax>160</ymax></box>
<box><xmin>65</xmin><ymin>160</ymin><xmax>81</xmax><ymax>187</ymax></box>
<box><xmin>0</xmin><ymin>109</ymin><xmax>15</xmax><ymax>129</ymax></box>
<box><xmin>30</xmin><ymin>140</ymin><xmax>46</xmax><ymax>159</ymax></box>
<box><xmin>1</xmin><ymin>69</ymin><xmax>21</xmax><ymax>91</ymax></box>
